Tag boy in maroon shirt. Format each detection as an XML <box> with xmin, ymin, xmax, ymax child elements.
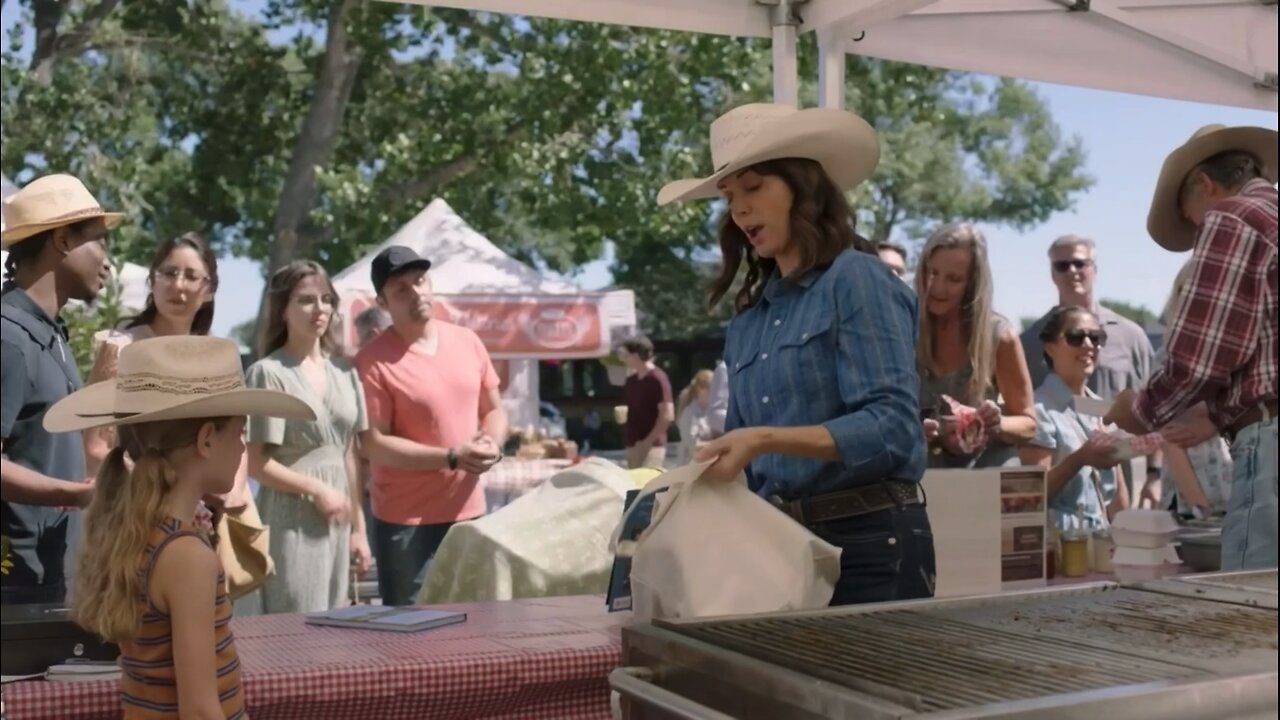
<box><xmin>617</xmin><ymin>336</ymin><xmax>673</xmax><ymax>469</ymax></box>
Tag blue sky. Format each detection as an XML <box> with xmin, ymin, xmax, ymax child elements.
<box><xmin>2</xmin><ymin>5</ymin><xmax>1274</xmax><ymax>337</ymax></box>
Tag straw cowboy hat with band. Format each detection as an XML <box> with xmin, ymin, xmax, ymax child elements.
<box><xmin>45</xmin><ymin>335</ymin><xmax>315</xmax><ymax>433</ymax></box>
<box><xmin>1</xmin><ymin>173</ymin><xmax>125</xmax><ymax>248</ymax></box>
<box><xmin>1147</xmin><ymin>124</ymin><xmax>1277</xmax><ymax>252</ymax></box>
<box><xmin>657</xmin><ymin>103</ymin><xmax>880</xmax><ymax>206</ymax></box>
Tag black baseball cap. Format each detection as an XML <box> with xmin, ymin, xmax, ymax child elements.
<box><xmin>371</xmin><ymin>245</ymin><xmax>432</xmax><ymax>296</ymax></box>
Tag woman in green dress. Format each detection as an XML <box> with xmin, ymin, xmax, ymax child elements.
<box><xmin>245</xmin><ymin>261</ymin><xmax>371</xmax><ymax>613</ymax></box>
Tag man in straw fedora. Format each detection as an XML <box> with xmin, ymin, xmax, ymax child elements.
<box><xmin>1106</xmin><ymin>124</ymin><xmax>1277</xmax><ymax>571</ymax></box>
<box><xmin>1</xmin><ymin>173</ymin><xmax>121</xmax><ymax>603</ymax></box>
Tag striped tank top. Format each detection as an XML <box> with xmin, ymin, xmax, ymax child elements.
<box><xmin>119</xmin><ymin>517</ymin><xmax>246</xmax><ymax>719</ymax></box>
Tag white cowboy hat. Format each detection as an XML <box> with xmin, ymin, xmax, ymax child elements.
<box><xmin>1147</xmin><ymin>124</ymin><xmax>1278</xmax><ymax>252</ymax></box>
<box><xmin>657</xmin><ymin>103</ymin><xmax>880</xmax><ymax>206</ymax></box>
<box><xmin>1</xmin><ymin>174</ymin><xmax>125</xmax><ymax>248</ymax></box>
<box><xmin>45</xmin><ymin>336</ymin><xmax>315</xmax><ymax>433</ymax></box>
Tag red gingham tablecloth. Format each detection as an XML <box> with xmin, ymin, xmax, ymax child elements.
<box><xmin>482</xmin><ymin>459</ymin><xmax>574</xmax><ymax>511</ymax></box>
<box><xmin>3</xmin><ymin>595</ymin><xmax>627</xmax><ymax>720</ymax></box>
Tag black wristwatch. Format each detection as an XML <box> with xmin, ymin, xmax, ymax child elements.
<box><xmin>446</xmin><ymin>447</ymin><xmax>459</xmax><ymax>471</ymax></box>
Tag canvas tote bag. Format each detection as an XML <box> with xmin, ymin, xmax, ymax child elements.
<box><xmin>611</xmin><ymin>460</ymin><xmax>841</xmax><ymax>622</ymax></box>
<box><xmin>215</xmin><ymin>493</ymin><xmax>274</xmax><ymax>601</ymax></box>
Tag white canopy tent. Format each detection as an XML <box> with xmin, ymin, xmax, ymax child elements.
<box><xmin>394</xmin><ymin>0</ymin><xmax>1277</xmax><ymax>112</ymax></box>
<box><xmin>331</xmin><ymin>197</ymin><xmax>637</xmax><ymax>429</ymax></box>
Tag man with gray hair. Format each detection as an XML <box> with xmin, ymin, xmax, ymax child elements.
<box><xmin>354</xmin><ymin>305</ymin><xmax>392</xmax><ymax>349</ymax></box>
<box><xmin>1020</xmin><ymin>235</ymin><xmax>1158</xmax><ymax>496</ymax></box>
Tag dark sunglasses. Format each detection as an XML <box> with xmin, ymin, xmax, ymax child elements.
<box><xmin>1062</xmin><ymin>329</ymin><xmax>1107</xmax><ymax>348</ymax></box>
<box><xmin>1052</xmin><ymin>259</ymin><xmax>1092</xmax><ymax>273</ymax></box>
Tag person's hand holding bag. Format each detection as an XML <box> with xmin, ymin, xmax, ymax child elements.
<box><xmin>693</xmin><ymin>428</ymin><xmax>762</xmax><ymax>483</ymax></box>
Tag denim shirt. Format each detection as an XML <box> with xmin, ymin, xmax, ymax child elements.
<box><xmin>1030</xmin><ymin>373</ymin><xmax>1118</xmax><ymax>531</ymax></box>
<box><xmin>723</xmin><ymin>248</ymin><xmax>926</xmax><ymax>499</ymax></box>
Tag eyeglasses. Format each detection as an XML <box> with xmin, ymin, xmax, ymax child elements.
<box><xmin>1052</xmin><ymin>259</ymin><xmax>1092</xmax><ymax>274</ymax></box>
<box><xmin>155</xmin><ymin>267</ymin><xmax>209</xmax><ymax>288</ymax></box>
<box><xmin>1062</xmin><ymin>329</ymin><xmax>1107</xmax><ymax>348</ymax></box>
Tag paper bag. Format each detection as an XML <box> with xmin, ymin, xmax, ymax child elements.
<box><xmin>610</xmin><ymin>461</ymin><xmax>841</xmax><ymax>622</ymax></box>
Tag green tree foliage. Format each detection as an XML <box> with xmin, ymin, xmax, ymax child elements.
<box><xmin>2</xmin><ymin>1</ymin><xmax>1093</xmax><ymax>340</ymax></box>
<box><xmin>1100</xmin><ymin>299</ymin><xmax>1158</xmax><ymax>328</ymax></box>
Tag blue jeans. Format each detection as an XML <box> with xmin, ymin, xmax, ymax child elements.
<box><xmin>808</xmin><ymin>504</ymin><xmax>937</xmax><ymax>606</ymax></box>
<box><xmin>1222</xmin><ymin>417</ymin><xmax>1278</xmax><ymax>571</ymax></box>
<box><xmin>371</xmin><ymin>519</ymin><xmax>454</xmax><ymax>606</ymax></box>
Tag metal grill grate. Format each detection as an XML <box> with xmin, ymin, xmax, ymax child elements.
<box><xmin>928</xmin><ymin>587</ymin><xmax>1278</xmax><ymax>668</ymax></box>
<box><xmin>664</xmin><ymin>587</ymin><xmax>1277</xmax><ymax>712</ymax></box>
<box><xmin>1182</xmin><ymin>571</ymin><xmax>1278</xmax><ymax>592</ymax></box>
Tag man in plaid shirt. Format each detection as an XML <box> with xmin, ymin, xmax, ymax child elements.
<box><xmin>1107</xmin><ymin>124</ymin><xmax>1277</xmax><ymax>571</ymax></box>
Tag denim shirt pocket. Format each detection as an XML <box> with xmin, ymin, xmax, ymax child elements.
<box><xmin>775</xmin><ymin>313</ymin><xmax>835</xmax><ymax>395</ymax></box>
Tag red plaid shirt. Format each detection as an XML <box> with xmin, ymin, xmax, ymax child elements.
<box><xmin>1136</xmin><ymin>178</ymin><xmax>1277</xmax><ymax>430</ymax></box>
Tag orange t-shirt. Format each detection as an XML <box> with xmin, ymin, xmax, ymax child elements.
<box><xmin>353</xmin><ymin>321</ymin><xmax>499</xmax><ymax>526</ymax></box>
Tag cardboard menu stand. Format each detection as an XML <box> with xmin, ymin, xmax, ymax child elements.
<box><xmin>922</xmin><ymin>466</ymin><xmax>1048</xmax><ymax>598</ymax></box>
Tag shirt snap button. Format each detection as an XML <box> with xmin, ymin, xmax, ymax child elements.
<box><xmin>762</xmin><ymin>396</ymin><xmax>770</xmax><ymax>404</ymax></box>
<box><xmin>761</xmin><ymin>353</ymin><xmax>768</xmax><ymax>360</ymax></box>
<box><xmin>801</xmin><ymin>332</ymin><xmax>809</xmax><ymax>340</ymax></box>
<box><xmin>773</xmin><ymin>319</ymin><xmax>782</xmax><ymax>326</ymax></box>
<box><xmin>887</xmin><ymin>537</ymin><xmax>897</xmax><ymax>546</ymax></box>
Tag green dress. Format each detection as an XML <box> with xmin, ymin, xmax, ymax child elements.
<box><xmin>245</xmin><ymin>351</ymin><xmax>367</xmax><ymax>614</ymax></box>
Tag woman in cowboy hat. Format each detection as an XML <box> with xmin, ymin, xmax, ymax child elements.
<box><xmin>1</xmin><ymin>173</ymin><xmax>121</xmax><ymax>604</ymax></box>
<box><xmin>680</xmin><ymin>103</ymin><xmax>934</xmax><ymax>606</ymax></box>
<box><xmin>48</xmin><ymin>335</ymin><xmax>314</xmax><ymax>719</ymax></box>
<box><xmin>1106</xmin><ymin>123</ymin><xmax>1277</xmax><ymax>571</ymax></box>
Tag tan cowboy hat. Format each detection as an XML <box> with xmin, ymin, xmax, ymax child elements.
<box><xmin>657</xmin><ymin>103</ymin><xmax>879</xmax><ymax>206</ymax></box>
<box><xmin>45</xmin><ymin>336</ymin><xmax>315</xmax><ymax>433</ymax></box>
<box><xmin>1</xmin><ymin>174</ymin><xmax>125</xmax><ymax>248</ymax></box>
<box><xmin>1147</xmin><ymin>124</ymin><xmax>1277</xmax><ymax>251</ymax></box>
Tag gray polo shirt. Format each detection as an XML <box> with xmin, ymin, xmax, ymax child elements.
<box><xmin>1020</xmin><ymin>305</ymin><xmax>1155</xmax><ymax>400</ymax></box>
<box><xmin>1</xmin><ymin>284</ymin><xmax>86</xmax><ymax>604</ymax></box>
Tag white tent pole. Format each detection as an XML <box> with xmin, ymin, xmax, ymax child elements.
<box><xmin>761</xmin><ymin>0</ymin><xmax>805</xmax><ymax>106</ymax></box>
<box><xmin>817</xmin><ymin>28</ymin><xmax>845</xmax><ymax>109</ymax></box>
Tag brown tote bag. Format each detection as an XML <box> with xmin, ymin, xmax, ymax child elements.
<box><xmin>215</xmin><ymin>494</ymin><xmax>274</xmax><ymax>601</ymax></box>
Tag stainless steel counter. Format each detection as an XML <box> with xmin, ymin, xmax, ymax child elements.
<box><xmin>615</xmin><ymin>572</ymin><xmax>1279</xmax><ymax>719</ymax></box>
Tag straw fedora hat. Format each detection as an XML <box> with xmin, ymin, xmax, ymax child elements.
<box><xmin>657</xmin><ymin>103</ymin><xmax>879</xmax><ymax>206</ymax></box>
<box><xmin>45</xmin><ymin>336</ymin><xmax>315</xmax><ymax>433</ymax></box>
<box><xmin>1146</xmin><ymin>124</ymin><xmax>1277</xmax><ymax>252</ymax></box>
<box><xmin>1</xmin><ymin>174</ymin><xmax>125</xmax><ymax>248</ymax></box>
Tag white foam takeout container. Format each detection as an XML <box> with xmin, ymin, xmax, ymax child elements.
<box><xmin>1112</xmin><ymin>544</ymin><xmax>1181</xmax><ymax>567</ymax></box>
<box><xmin>1111</xmin><ymin>509</ymin><xmax>1181</xmax><ymax>548</ymax></box>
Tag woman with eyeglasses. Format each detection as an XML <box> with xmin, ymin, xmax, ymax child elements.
<box><xmin>84</xmin><ymin>233</ymin><xmax>224</xmax><ymax>476</ymax></box>
<box><xmin>1019</xmin><ymin>305</ymin><xmax>1131</xmax><ymax>531</ymax></box>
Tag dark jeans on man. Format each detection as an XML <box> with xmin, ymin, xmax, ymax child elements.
<box><xmin>807</xmin><ymin>504</ymin><xmax>936</xmax><ymax>606</ymax></box>
<box><xmin>371</xmin><ymin>518</ymin><xmax>454</xmax><ymax>606</ymax></box>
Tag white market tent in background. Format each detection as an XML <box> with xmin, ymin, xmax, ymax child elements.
<box><xmin>395</xmin><ymin>0</ymin><xmax>1277</xmax><ymax>112</ymax></box>
<box><xmin>331</xmin><ymin>197</ymin><xmax>637</xmax><ymax>430</ymax></box>
<box><xmin>1</xmin><ymin>173</ymin><xmax>151</xmax><ymax>311</ymax></box>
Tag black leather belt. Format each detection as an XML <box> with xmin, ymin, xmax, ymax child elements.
<box><xmin>770</xmin><ymin>481</ymin><xmax>923</xmax><ymax>526</ymax></box>
<box><xmin>1224</xmin><ymin>399</ymin><xmax>1278</xmax><ymax>443</ymax></box>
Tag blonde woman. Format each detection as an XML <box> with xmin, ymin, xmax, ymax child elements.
<box><xmin>675</xmin><ymin>369</ymin><xmax>715</xmax><ymax>465</ymax></box>
<box><xmin>916</xmin><ymin>223</ymin><xmax>1036</xmax><ymax>468</ymax></box>
<box><xmin>1150</xmin><ymin>259</ymin><xmax>1233</xmax><ymax>516</ymax></box>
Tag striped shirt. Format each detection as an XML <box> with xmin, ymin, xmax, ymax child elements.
<box><xmin>1135</xmin><ymin>179</ymin><xmax>1277</xmax><ymax>430</ymax></box>
<box><xmin>723</xmin><ymin>248</ymin><xmax>926</xmax><ymax>499</ymax></box>
<box><xmin>120</xmin><ymin>517</ymin><xmax>246</xmax><ymax>719</ymax></box>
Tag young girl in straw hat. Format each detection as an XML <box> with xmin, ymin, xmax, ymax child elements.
<box><xmin>45</xmin><ymin>335</ymin><xmax>314</xmax><ymax>719</ymax></box>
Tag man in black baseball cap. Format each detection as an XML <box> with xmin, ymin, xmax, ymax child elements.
<box><xmin>353</xmin><ymin>243</ymin><xmax>507</xmax><ymax>605</ymax></box>
<box><xmin>370</xmin><ymin>245</ymin><xmax>432</xmax><ymax>296</ymax></box>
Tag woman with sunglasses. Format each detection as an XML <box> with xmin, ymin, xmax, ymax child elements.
<box><xmin>1019</xmin><ymin>305</ymin><xmax>1131</xmax><ymax>531</ymax></box>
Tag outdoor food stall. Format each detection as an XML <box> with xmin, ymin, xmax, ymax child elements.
<box><xmin>614</xmin><ymin>570</ymin><xmax>1279</xmax><ymax>719</ymax></box>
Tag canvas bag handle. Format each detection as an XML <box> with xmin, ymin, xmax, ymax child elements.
<box><xmin>609</xmin><ymin>460</ymin><xmax>714</xmax><ymax>557</ymax></box>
